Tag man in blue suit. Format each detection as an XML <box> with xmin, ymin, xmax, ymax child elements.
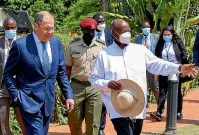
<box><xmin>3</xmin><ymin>11</ymin><xmax>74</xmax><ymax>135</ymax></box>
<box><xmin>93</xmin><ymin>13</ymin><xmax>113</xmax><ymax>47</ymax></box>
<box><xmin>193</xmin><ymin>29</ymin><xmax>199</xmax><ymax>66</ymax></box>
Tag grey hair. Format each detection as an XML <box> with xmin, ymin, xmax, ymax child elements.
<box><xmin>3</xmin><ymin>17</ymin><xmax>16</xmax><ymax>28</ymax></box>
<box><xmin>34</xmin><ymin>11</ymin><xmax>53</xmax><ymax>25</ymax></box>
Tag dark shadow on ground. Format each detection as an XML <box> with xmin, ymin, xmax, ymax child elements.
<box><xmin>183</xmin><ymin>99</ymin><xmax>199</xmax><ymax>103</ymax></box>
<box><xmin>48</xmin><ymin>133</ymin><xmax>70</xmax><ymax>135</ymax></box>
<box><xmin>177</xmin><ymin>119</ymin><xmax>199</xmax><ymax>125</ymax></box>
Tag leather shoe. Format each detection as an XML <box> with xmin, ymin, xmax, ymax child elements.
<box><xmin>98</xmin><ymin>130</ymin><xmax>105</xmax><ymax>135</ymax></box>
<box><xmin>177</xmin><ymin>113</ymin><xmax>183</xmax><ymax>120</ymax></box>
<box><xmin>150</xmin><ymin>112</ymin><xmax>162</xmax><ymax>122</ymax></box>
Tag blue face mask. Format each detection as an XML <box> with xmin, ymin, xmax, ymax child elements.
<box><xmin>163</xmin><ymin>35</ymin><xmax>172</xmax><ymax>42</ymax></box>
<box><xmin>5</xmin><ymin>29</ymin><xmax>17</xmax><ymax>39</ymax></box>
<box><xmin>142</xmin><ymin>28</ymin><xmax>150</xmax><ymax>35</ymax></box>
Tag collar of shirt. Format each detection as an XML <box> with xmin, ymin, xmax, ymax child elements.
<box><xmin>78</xmin><ymin>38</ymin><xmax>98</xmax><ymax>48</ymax></box>
<box><xmin>95</xmin><ymin>30</ymin><xmax>104</xmax><ymax>37</ymax></box>
<box><xmin>95</xmin><ymin>30</ymin><xmax>105</xmax><ymax>41</ymax></box>
<box><xmin>112</xmin><ymin>41</ymin><xmax>129</xmax><ymax>53</ymax></box>
<box><xmin>5</xmin><ymin>35</ymin><xmax>16</xmax><ymax>44</ymax></box>
<box><xmin>164</xmin><ymin>41</ymin><xmax>172</xmax><ymax>48</ymax></box>
<box><xmin>142</xmin><ymin>33</ymin><xmax>150</xmax><ymax>39</ymax></box>
<box><xmin>32</xmin><ymin>32</ymin><xmax>50</xmax><ymax>45</ymax></box>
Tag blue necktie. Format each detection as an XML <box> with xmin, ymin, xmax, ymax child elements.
<box><xmin>97</xmin><ymin>32</ymin><xmax>102</xmax><ymax>39</ymax></box>
<box><xmin>145</xmin><ymin>36</ymin><xmax>152</xmax><ymax>51</ymax></box>
<box><xmin>42</xmin><ymin>42</ymin><xmax>49</xmax><ymax>76</ymax></box>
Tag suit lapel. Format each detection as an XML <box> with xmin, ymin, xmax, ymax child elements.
<box><xmin>0</xmin><ymin>37</ymin><xmax>5</xmax><ymax>63</ymax></box>
<box><xmin>49</xmin><ymin>38</ymin><xmax>56</xmax><ymax>74</ymax></box>
<box><xmin>138</xmin><ymin>36</ymin><xmax>143</xmax><ymax>44</ymax></box>
<box><xmin>150</xmin><ymin>34</ymin><xmax>155</xmax><ymax>52</ymax></box>
<box><xmin>173</xmin><ymin>42</ymin><xmax>181</xmax><ymax>61</ymax></box>
<box><xmin>27</xmin><ymin>34</ymin><xmax>44</xmax><ymax>74</ymax></box>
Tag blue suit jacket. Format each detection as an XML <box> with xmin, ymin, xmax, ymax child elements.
<box><xmin>3</xmin><ymin>33</ymin><xmax>74</xmax><ymax>116</ymax></box>
<box><xmin>193</xmin><ymin>29</ymin><xmax>199</xmax><ymax>66</ymax></box>
<box><xmin>104</xmin><ymin>29</ymin><xmax>113</xmax><ymax>47</ymax></box>
<box><xmin>134</xmin><ymin>33</ymin><xmax>159</xmax><ymax>54</ymax></box>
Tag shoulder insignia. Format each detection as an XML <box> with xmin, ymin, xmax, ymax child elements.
<box><xmin>69</xmin><ymin>37</ymin><xmax>81</xmax><ymax>44</ymax></box>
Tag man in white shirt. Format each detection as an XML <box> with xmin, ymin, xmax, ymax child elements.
<box><xmin>93</xmin><ymin>12</ymin><xmax>113</xmax><ymax>135</ymax></box>
<box><xmin>89</xmin><ymin>19</ymin><xmax>197</xmax><ymax>135</ymax></box>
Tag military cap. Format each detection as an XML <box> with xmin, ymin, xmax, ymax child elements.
<box><xmin>80</xmin><ymin>18</ymin><xmax>97</xmax><ymax>30</ymax></box>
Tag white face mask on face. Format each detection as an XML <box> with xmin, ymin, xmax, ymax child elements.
<box><xmin>97</xmin><ymin>23</ymin><xmax>106</xmax><ymax>31</ymax></box>
<box><xmin>119</xmin><ymin>32</ymin><xmax>131</xmax><ymax>45</ymax></box>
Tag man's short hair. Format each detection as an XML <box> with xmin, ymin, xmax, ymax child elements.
<box><xmin>34</xmin><ymin>11</ymin><xmax>53</xmax><ymax>25</ymax></box>
<box><xmin>3</xmin><ymin>17</ymin><xmax>16</xmax><ymax>28</ymax></box>
<box><xmin>93</xmin><ymin>13</ymin><xmax>104</xmax><ymax>20</ymax></box>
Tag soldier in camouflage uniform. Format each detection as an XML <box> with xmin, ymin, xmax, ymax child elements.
<box><xmin>64</xmin><ymin>18</ymin><xmax>105</xmax><ymax>135</ymax></box>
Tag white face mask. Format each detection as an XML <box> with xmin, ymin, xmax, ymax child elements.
<box><xmin>97</xmin><ymin>23</ymin><xmax>106</xmax><ymax>31</ymax></box>
<box><xmin>119</xmin><ymin>32</ymin><xmax>131</xmax><ymax>45</ymax></box>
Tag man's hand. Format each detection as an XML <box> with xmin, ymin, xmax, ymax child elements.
<box><xmin>180</xmin><ymin>64</ymin><xmax>198</xmax><ymax>78</ymax></box>
<box><xmin>108</xmin><ymin>80</ymin><xmax>122</xmax><ymax>90</ymax></box>
<box><xmin>61</xmin><ymin>95</ymin><xmax>74</xmax><ymax>113</ymax></box>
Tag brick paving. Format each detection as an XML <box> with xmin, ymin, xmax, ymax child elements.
<box><xmin>48</xmin><ymin>89</ymin><xmax>199</xmax><ymax>135</ymax></box>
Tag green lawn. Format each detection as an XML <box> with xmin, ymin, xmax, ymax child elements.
<box><xmin>142</xmin><ymin>124</ymin><xmax>199</xmax><ymax>135</ymax></box>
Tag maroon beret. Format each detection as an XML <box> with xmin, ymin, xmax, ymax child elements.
<box><xmin>80</xmin><ymin>18</ymin><xmax>97</xmax><ymax>30</ymax></box>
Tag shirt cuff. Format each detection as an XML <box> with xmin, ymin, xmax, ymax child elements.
<box><xmin>175</xmin><ymin>64</ymin><xmax>181</xmax><ymax>73</ymax></box>
<box><xmin>101</xmin><ymin>80</ymin><xmax>109</xmax><ymax>87</ymax></box>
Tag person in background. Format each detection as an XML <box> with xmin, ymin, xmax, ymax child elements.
<box><xmin>89</xmin><ymin>19</ymin><xmax>197</xmax><ymax>135</ymax></box>
<box><xmin>150</xmin><ymin>26</ymin><xmax>189</xmax><ymax>122</ymax></box>
<box><xmin>134</xmin><ymin>21</ymin><xmax>159</xmax><ymax>106</ymax></box>
<box><xmin>65</xmin><ymin>18</ymin><xmax>105</xmax><ymax>135</ymax></box>
<box><xmin>0</xmin><ymin>17</ymin><xmax>26</xmax><ymax>135</ymax></box>
<box><xmin>93</xmin><ymin>13</ymin><xmax>113</xmax><ymax>47</ymax></box>
<box><xmin>3</xmin><ymin>11</ymin><xmax>74</xmax><ymax>135</ymax></box>
<box><xmin>193</xmin><ymin>29</ymin><xmax>199</xmax><ymax>66</ymax></box>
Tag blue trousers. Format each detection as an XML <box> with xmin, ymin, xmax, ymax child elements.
<box><xmin>19</xmin><ymin>105</ymin><xmax>51</xmax><ymax>135</ymax></box>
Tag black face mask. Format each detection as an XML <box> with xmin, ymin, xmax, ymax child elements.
<box><xmin>83</xmin><ymin>32</ymin><xmax>95</xmax><ymax>46</ymax></box>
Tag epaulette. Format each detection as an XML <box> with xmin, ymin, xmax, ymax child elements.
<box><xmin>95</xmin><ymin>39</ymin><xmax>105</xmax><ymax>45</ymax></box>
<box><xmin>69</xmin><ymin>37</ymin><xmax>81</xmax><ymax>44</ymax></box>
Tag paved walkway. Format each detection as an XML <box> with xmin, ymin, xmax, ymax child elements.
<box><xmin>48</xmin><ymin>89</ymin><xmax>199</xmax><ymax>135</ymax></box>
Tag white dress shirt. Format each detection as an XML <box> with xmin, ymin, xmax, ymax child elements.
<box><xmin>162</xmin><ymin>41</ymin><xmax>179</xmax><ymax>64</ymax></box>
<box><xmin>95</xmin><ymin>30</ymin><xmax>105</xmax><ymax>41</ymax></box>
<box><xmin>33</xmin><ymin>32</ymin><xmax>52</xmax><ymax>69</ymax></box>
<box><xmin>142</xmin><ymin>34</ymin><xmax>152</xmax><ymax>51</ymax></box>
<box><xmin>89</xmin><ymin>42</ymin><xmax>180</xmax><ymax>119</ymax></box>
<box><xmin>4</xmin><ymin>36</ymin><xmax>16</xmax><ymax>65</ymax></box>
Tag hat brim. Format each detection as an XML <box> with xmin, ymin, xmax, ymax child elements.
<box><xmin>111</xmin><ymin>79</ymin><xmax>145</xmax><ymax>117</ymax></box>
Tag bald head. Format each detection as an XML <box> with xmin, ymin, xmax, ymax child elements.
<box><xmin>112</xmin><ymin>19</ymin><xmax>131</xmax><ymax>46</ymax></box>
<box><xmin>112</xmin><ymin>19</ymin><xmax>130</xmax><ymax>34</ymax></box>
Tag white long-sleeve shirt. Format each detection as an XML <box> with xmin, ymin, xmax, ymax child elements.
<box><xmin>88</xmin><ymin>42</ymin><xmax>180</xmax><ymax>119</ymax></box>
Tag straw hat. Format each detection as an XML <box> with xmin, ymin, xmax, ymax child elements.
<box><xmin>111</xmin><ymin>79</ymin><xmax>145</xmax><ymax>117</ymax></box>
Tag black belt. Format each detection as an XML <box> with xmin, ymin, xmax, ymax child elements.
<box><xmin>71</xmin><ymin>78</ymin><xmax>91</xmax><ymax>85</ymax></box>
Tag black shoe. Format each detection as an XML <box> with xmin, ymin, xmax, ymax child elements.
<box><xmin>150</xmin><ymin>112</ymin><xmax>162</xmax><ymax>122</ymax></box>
<box><xmin>98</xmin><ymin>129</ymin><xmax>105</xmax><ymax>135</ymax></box>
<box><xmin>177</xmin><ymin>113</ymin><xmax>183</xmax><ymax>120</ymax></box>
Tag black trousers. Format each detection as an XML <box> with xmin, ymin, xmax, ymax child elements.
<box><xmin>99</xmin><ymin>103</ymin><xmax>107</xmax><ymax>130</ymax></box>
<box><xmin>157</xmin><ymin>75</ymin><xmax>183</xmax><ymax>114</ymax></box>
<box><xmin>133</xmin><ymin>119</ymin><xmax>143</xmax><ymax>135</ymax></box>
<box><xmin>111</xmin><ymin>118</ymin><xmax>134</xmax><ymax>135</ymax></box>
